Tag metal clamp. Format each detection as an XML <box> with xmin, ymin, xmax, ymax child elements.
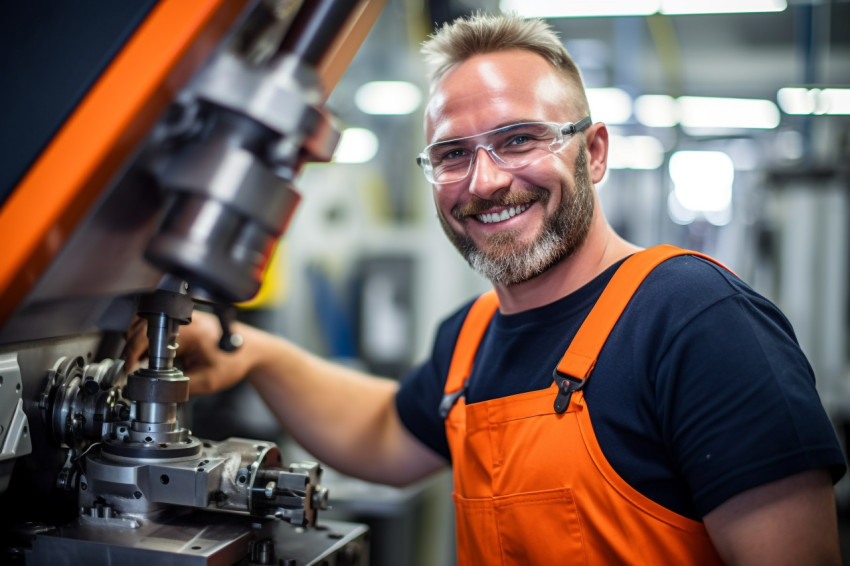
<box><xmin>552</xmin><ymin>371</ymin><xmax>586</xmax><ymax>414</ymax></box>
<box><xmin>439</xmin><ymin>383</ymin><xmax>468</xmax><ymax>419</ymax></box>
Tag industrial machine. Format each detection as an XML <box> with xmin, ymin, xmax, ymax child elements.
<box><xmin>0</xmin><ymin>0</ymin><xmax>384</xmax><ymax>563</ymax></box>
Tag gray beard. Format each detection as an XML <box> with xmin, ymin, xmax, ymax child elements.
<box><xmin>438</xmin><ymin>145</ymin><xmax>595</xmax><ymax>287</ymax></box>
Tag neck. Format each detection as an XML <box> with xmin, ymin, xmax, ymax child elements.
<box><xmin>491</xmin><ymin>215</ymin><xmax>641</xmax><ymax>314</ymax></box>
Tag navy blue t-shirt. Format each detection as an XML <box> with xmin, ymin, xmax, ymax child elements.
<box><xmin>395</xmin><ymin>254</ymin><xmax>846</xmax><ymax>519</ymax></box>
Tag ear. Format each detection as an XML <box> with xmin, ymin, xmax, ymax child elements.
<box><xmin>585</xmin><ymin>122</ymin><xmax>609</xmax><ymax>184</ymax></box>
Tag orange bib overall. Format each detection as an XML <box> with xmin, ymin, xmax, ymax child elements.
<box><xmin>443</xmin><ymin>246</ymin><xmax>726</xmax><ymax>565</ymax></box>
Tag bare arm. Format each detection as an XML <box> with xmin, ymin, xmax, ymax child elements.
<box><xmin>125</xmin><ymin>311</ymin><xmax>447</xmax><ymax>486</ymax></box>
<box><xmin>704</xmin><ymin>469</ymin><xmax>841</xmax><ymax>566</ymax></box>
<box><xmin>242</xmin><ymin>320</ymin><xmax>447</xmax><ymax>485</ymax></box>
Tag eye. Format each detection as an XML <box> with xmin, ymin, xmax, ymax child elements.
<box><xmin>495</xmin><ymin>124</ymin><xmax>551</xmax><ymax>152</ymax></box>
<box><xmin>506</xmin><ymin>134</ymin><xmax>532</xmax><ymax>146</ymax></box>
<box><xmin>435</xmin><ymin>146</ymin><xmax>469</xmax><ymax>162</ymax></box>
<box><xmin>499</xmin><ymin>131</ymin><xmax>544</xmax><ymax>153</ymax></box>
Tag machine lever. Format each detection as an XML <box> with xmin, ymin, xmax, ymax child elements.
<box><xmin>213</xmin><ymin>304</ymin><xmax>244</xmax><ymax>352</ymax></box>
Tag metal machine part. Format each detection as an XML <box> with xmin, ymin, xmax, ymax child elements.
<box><xmin>79</xmin><ymin>436</ymin><xmax>328</xmax><ymax>526</ymax></box>
<box><xmin>143</xmin><ymin>0</ymin><xmax>354</xmax><ymax>305</ymax></box>
<box><xmin>0</xmin><ymin>329</ymin><xmax>351</xmax><ymax>565</ymax></box>
<box><xmin>22</xmin><ymin>516</ymin><xmax>368</xmax><ymax>566</ymax></box>
<box><xmin>6</xmin><ymin>299</ymin><xmax>335</xmax><ymax>564</ymax></box>
<box><xmin>0</xmin><ymin>354</ymin><xmax>32</xmax><ymax>493</ymax></box>
<box><xmin>33</xmin><ymin>287</ymin><xmax>330</xmax><ymax>528</ymax></box>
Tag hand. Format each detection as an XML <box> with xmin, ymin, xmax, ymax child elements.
<box><xmin>122</xmin><ymin>310</ymin><xmax>253</xmax><ymax>395</ymax></box>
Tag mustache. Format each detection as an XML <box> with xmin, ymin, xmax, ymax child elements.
<box><xmin>451</xmin><ymin>189</ymin><xmax>544</xmax><ymax>221</ymax></box>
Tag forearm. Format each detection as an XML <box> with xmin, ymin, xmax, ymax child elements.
<box><xmin>235</xmin><ymin>321</ymin><xmax>440</xmax><ymax>485</ymax></box>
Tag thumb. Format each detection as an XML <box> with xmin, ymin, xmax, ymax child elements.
<box><xmin>122</xmin><ymin>317</ymin><xmax>149</xmax><ymax>370</ymax></box>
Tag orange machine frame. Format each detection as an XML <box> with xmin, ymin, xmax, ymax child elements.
<box><xmin>0</xmin><ymin>0</ymin><xmax>385</xmax><ymax>328</ymax></box>
<box><xmin>0</xmin><ymin>0</ymin><xmax>252</xmax><ymax>327</ymax></box>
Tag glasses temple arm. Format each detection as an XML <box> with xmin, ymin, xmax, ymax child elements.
<box><xmin>563</xmin><ymin>116</ymin><xmax>593</xmax><ymax>135</ymax></box>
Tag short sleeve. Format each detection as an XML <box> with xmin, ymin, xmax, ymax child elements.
<box><xmin>394</xmin><ymin>303</ymin><xmax>472</xmax><ymax>461</ymax></box>
<box><xmin>651</xmin><ymin>269</ymin><xmax>846</xmax><ymax>516</ymax></box>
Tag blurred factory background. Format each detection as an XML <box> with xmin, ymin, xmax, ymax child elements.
<box><xmin>185</xmin><ymin>0</ymin><xmax>850</xmax><ymax>564</ymax></box>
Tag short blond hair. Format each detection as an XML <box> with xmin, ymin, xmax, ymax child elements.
<box><xmin>421</xmin><ymin>12</ymin><xmax>589</xmax><ymax>114</ymax></box>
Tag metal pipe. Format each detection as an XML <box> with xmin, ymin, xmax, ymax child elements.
<box><xmin>145</xmin><ymin>313</ymin><xmax>179</xmax><ymax>371</ymax></box>
<box><xmin>282</xmin><ymin>0</ymin><xmax>358</xmax><ymax>66</ymax></box>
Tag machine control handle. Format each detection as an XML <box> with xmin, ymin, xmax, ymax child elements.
<box><xmin>213</xmin><ymin>304</ymin><xmax>243</xmax><ymax>352</ymax></box>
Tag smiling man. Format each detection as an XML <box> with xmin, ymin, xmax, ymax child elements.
<box><xmin>422</xmin><ymin>47</ymin><xmax>627</xmax><ymax>311</ymax></box>
<box><xmin>125</xmin><ymin>12</ymin><xmax>846</xmax><ymax>566</ymax></box>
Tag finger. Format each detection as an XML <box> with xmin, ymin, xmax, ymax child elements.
<box><xmin>122</xmin><ymin>317</ymin><xmax>149</xmax><ymax>366</ymax></box>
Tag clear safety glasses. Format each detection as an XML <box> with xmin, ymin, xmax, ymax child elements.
<box><xmin>416</xmin><ymin>117</ymin><xmax>592</xmax><ymax>185</ymax></box>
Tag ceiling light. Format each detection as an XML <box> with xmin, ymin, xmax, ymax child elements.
<box><xmin>332</xmin><ymin>128</ymin><xmax>378</xmax><ymax>163</ymax></box>
<box><xmin>777</xmin><ymin>87</ymin><xmax>850</xmax><ymax>115</ymax></box>
<box><xmin>669</xmin><ymin>151</ymin><xmax>734</xmax><ymax>212</ymax></box>
<box><xmin>634</xmin><ymin>95</ymin><xmax>679</xmax><ymax>128</ymax></box>
<box><xmin>500</xmin><ymin>0</ymin><xmax>785</xmax><ymax>17</ymax></box>
<box><xmin>499</xmin><ymin>0</ymin><xmax>659</xmax><ymax>18</ymax></box>
<box><xmin>776</xmin><ymin>88</ymin><xmax>818</xmax><ymax>115</ymax></box>
<box><xmin>678</xmin><ymin>96</ymin><xmax>780</xmax><ymax>129</ymax></box>
<box><xmin>354</xmin><ymin>81</ymin><xmax>423</xmax><ymax>115</ymax></box>
<box><xmin>667</xmin><ymin>191</ymin><xmax>698</xmax><ymax>225</ymax></box>
<box><xmin>635</xmin><ymin>95</ymin><xmax>780</xmax><ymax>129</ymax></box>
<box><xmin>820</xmin><ymin>89</ymin><xmax>850</xmax><ymax>114</ymax></box>
<box><xmin>661</xmin><ymin>0</ymin><xmax>786</xmax><ymax>14</ymax></box>
<box><xmin>587</xmin><ymin>88</ymin><xmax>633</xmax><ymax>124</ymax></box>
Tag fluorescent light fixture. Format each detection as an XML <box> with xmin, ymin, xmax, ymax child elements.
<box><xmin>669</xmin><ymin>151</ymin><xmax>734</xmax><ymax>212</ymax></box>
<box><xmin>501</xmin><ymin>0</ymin><xmax>784</xmax><ymax>17</ymax></box>
<box><xmin>777</xmin><ymin>88</ymin><xmax>818</xmax><ymax>115</ymax></box>
<box><xmin>820</xmin><ymin>89</ymin><xmax>850</xmax><ymax>114</ymax></box>
<box><xmin>332</xmin><ymin>128</ymin><xmax>378</xmax><ymax>164</ymax></box>
<box><xmin>587</xmin><ymin>88</ymin><xmax>633</xmax><ymax>124</ymax></box>
<box><xmin>678</xmin><ymin>96</ymin><xmax>780</xmax><ymax>129</ymax></box>
<box><xmin>661</xmin><ymin>0</ymin><xmax>786</xmax><ymax>14</ymax></box>
<box><xmin>608</xmin><ymin>135</ymin><xmax>665</xmax><ymax>169</ymax></box>
<box><xmin>635</xmin><ymin>95</ymin><xmax>679</xmax><ymax>128</ymax></box>
<box><xmin>354</xmin><ymin>81</ymin><xmax>423</xmax><ymax>116</ymax></box>
<box><xmin>636</xmin><ymin>95</ymin><xmax>780</xmax><ymax>129</ymax></box>
<box><xmin>777</xmin><ymin>87</ymin><xmax>850</xmax><ymax>115</ymax></box>
<box><xmin>668</xmin><ymin>150</ymin><xmax>735</xmax><ymax>226</ymax></box>
<box><xmin>667</xmin><ymin>191</ymin><xmax>698</xmax><ymax>225</ymax></box>
<box><xmin>500</xmin><ymin>0</ymin><xmax>658</xmax><ymax>18</ymax></box>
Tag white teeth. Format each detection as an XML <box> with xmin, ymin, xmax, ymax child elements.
<box><xmin>476</xmin><ymin>204</ymin><xmax>530</xmax><ymax>224</ymax></box>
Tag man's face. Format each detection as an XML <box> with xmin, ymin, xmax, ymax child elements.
<box><xmin>424</xmin><ymin>50</ymin><xmax>596</xmax><ymax>286</ymax></box>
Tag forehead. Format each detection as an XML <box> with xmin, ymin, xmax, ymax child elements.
<box><xmin>425</xmin><ymin>49</ymin><xmax>577</xmax><ymax>143</ymax></box>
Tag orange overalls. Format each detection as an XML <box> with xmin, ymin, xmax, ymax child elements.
<box><xmin>442</xmin><ymin>245</ymin><xmax>727</xmax><ymax>565</ymax></box>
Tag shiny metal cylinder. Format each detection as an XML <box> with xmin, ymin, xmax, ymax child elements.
<box><xmin>145</xmin><ymin>313</ymin><xmax>180</xmax><ymax>371</ymax></box>
<box><xmin>135</xmin><ymin>401</ymin><xmax>177</xmax><ymax>425</ymax></box>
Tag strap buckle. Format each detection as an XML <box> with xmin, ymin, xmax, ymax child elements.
<box><xmin>552</xmin><ymin>370</ymin><xmax>586</xmax><ymax>414</ymax></box>
<box><xmin>439</xmin><ymin>383</ymin><xmax>468</xmax><ymax>419</ymax></box>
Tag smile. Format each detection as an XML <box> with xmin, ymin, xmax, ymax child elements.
<box><xmin>476</xmin><ymin>203</ymin><xmax>531</xmax><ymax>224</ymax></box>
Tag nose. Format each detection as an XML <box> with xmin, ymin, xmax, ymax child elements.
<box><xmin>468</xmin><ymin>146</ymin><xmax>512</xmax><ymax>199</ymax></box>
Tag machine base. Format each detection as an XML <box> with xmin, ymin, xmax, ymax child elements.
<box><xmin>13</xmin><ymin>512</ymin><xmax>368</xmax><ymax>566</ymax></box>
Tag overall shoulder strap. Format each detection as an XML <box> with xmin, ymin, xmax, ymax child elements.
<box><xmin>440</xmin><ymin>246</ymin><xmax>731</xmax><ymax>417</ymax></box>
<box><xmin>440</xmin><ymin>290</ymin><xmax>499</xmax><ymax>418</ymax></box>
<box><xmin>552</xmin><ymin>244</ymin><xmax>727</xmax><ymax>413</ymax></box>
